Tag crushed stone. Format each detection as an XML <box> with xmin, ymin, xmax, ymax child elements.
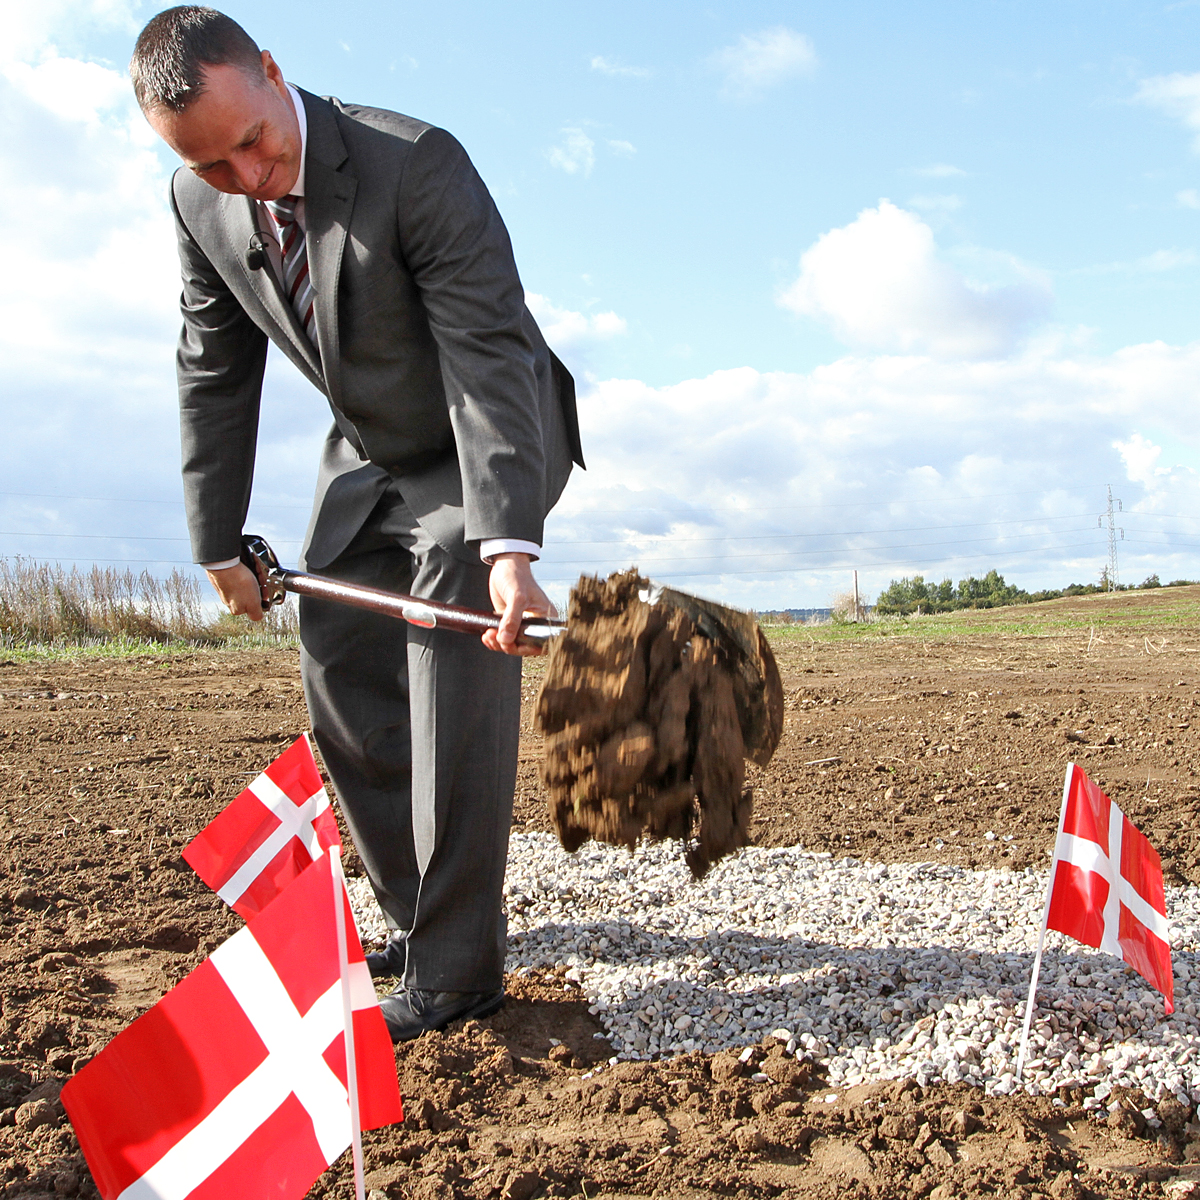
<box><xmin>351</xmin><ymin>834</ymin><xmax>1200</xmax><ymax>1110</ymax></box>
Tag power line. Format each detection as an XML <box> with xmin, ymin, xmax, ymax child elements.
<box><xmin>0</xmin><ymin>511</ymin><xmax>1194</xmax><ymax>550</ymax></box>
<box><xmin>0</xmin><ymin>531</ymin><xmax>181</xmax><ymax>543</ymax></box>
<box><xmin>6</xmin><ymin>518</ymin><xmax>1198</xmax><ymax>570</ymax></box>
<box><xmin>0</xmin><ymin>482</ymin><xmax>1107</xmax><ymax>516</ymax></box>
<box><xmin>0</xmin><ymin>531</ymin><xmax>303</xmax><ymax>544</ymax></box>
<box><xmin>1118</xmin><ymin>512</ymin><xmax>1200</xmax><ymax>523</ymax></box>
<box><xmin>0</xmin><ymin>490</ymin><xmax>312</xmax><ymax>511</ymax></box>
<box><xmin>538</xmin><ymin>528</ymin><xmax>1102</xmax><ymax>566</ymax></box>
<box><xmin>0</xmin><ymin>557</ymin><xmax>201</xmax><ymax>567</ymax></box>
<box><xmin>1</xmin><ymin>531</ymin><xmax>1097</xmax><ymax>566</ymax></box>
<box><xmin>2</xmin><ymin>536</ymin><xmax>1109</xmax><ymax>577</ymax></box>
<box><xmin>1125</xmin><ymin>536</ymin><xmax>1200</xmax><ymax>551</ymax></box>
<box><xmin>546</xmin><ymin>513</ymin><xmax>1105</xmax><ymax>546</ymax></box>
<box><xmin>548</xmin><ymin>484</ymin><xmax>1108</xmax><ymax>515</ymax></box>
<box><xmin>7</xmin><ymin>493</ymin><xmax>1198</xmax><ymax>576</ymax></box>
<box><xmin>0</xmin><ymin>516</ymin><xmax>1096</xmax><ymax>547</ymax></box>
<box><xmin>536</xmin><ymin>538</ymin><xmax>1108</xmax><ymax>581</ymax></box>
<box><xmin>7</xmin><ymin>483</ymin><xmax>1197</xmax><ymax>542</ymax></box>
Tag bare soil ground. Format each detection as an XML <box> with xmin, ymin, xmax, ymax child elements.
<box><xmin>3</xmin><ymin>586</ymin><xmax>1200</xmax><ymax>1198</ymax></box>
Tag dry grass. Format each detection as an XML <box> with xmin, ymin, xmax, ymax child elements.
<box><xmin>830</xmin><ymin>589</ymin><xmax>868</xmax><ymax>623</ymax></box>
<box><xmin>0</xmin><ymin>559</ymin><xmax>297</xmax><ymax>648</ymax></box>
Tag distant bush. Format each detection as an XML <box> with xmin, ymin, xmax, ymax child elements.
<box><xmin>830</xmin><ymin>590</ymin><xmax>861</xmax><ymax>623</ymax></box>
<box><xmin>874</xmin><ymin>567</ymin><xmax>1195</xmax><ymax>615</ymax></box>
<box><xmin>876</xmin><ymin>569</ymin><xmax>1133</xmax><ymax>615</ymax></box>
<box><xmin>876</xmin><ymin>570</ymin><xmax>1025</xmax><ymax>615</ymax></box>
<box><xmin>757</xmin><ymin>608</ymin><xmax>835</xmax><ymax>626</ymax></box>
<box><xmin>759</xmin><ymin>610</ymin><xmax>796</xmax><ymax>625</ymax></box>
<box><xmin>0</xmin><ymin>558</ymin><xmax>297</xmax><ymax>648</ymax></box>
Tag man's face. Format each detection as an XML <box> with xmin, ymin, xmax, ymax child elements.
<box><xmin>146</xmin><ymin>50</ymin><xmax>301</xmax><ymax>201</ymax></box>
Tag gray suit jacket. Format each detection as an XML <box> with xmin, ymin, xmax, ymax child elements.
<box><xmin>170</xmin><ymin>88</ymin><xmax>583</xmax><ymax>570</ymax></box>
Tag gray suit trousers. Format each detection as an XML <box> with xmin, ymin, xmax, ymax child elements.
<box><xmin>299</xmin><ymin>482</ymin><xmax>521</xmax><ymax>993</ymax></box>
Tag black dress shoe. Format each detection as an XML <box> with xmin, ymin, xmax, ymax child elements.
<box><xmin>365</xmin><ymin>933</ymin><xmax>406</xmax><ymax>980</ymax></box>
<box><xmin>378</xmin><ymin>986</ymin><xmax>505</xmax><ymax>1042</ymax></box>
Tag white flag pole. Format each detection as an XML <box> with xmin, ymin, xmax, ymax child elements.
<box><xmin>1016</xmin><ymin>921</ymin><xmax>1049</xmax><ymax>1082</ymax></box>
<box><xmin>330</xmin><ymin>847</ymin><xmax>365</xmax><ymax>1200</ymax></box>
<box><xmin>1017</xmin><ymin>763</ymin><xmax>1074</xmax><ymax>1082</ymax></box>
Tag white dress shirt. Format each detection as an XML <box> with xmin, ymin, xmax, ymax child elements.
<box><xmin>204</xmin><ymin>85</ymin><xmax>540</xmax><ymax>571</ymax></box>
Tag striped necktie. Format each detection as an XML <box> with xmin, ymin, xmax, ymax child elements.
<box><xmin>264</xmin><ymin>195</ymin><xmax>317</xmax><ymax>345</ymax></box>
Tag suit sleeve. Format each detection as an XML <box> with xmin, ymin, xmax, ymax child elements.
<box><xmin>171</xmin><ymin>174</ymin><xmax>269</xmax><ymax>564</ymax></box>
<box><xmin>395</xmin><ymin>127</ymin><xmax>547</xmax><ymax>550</ymax></box>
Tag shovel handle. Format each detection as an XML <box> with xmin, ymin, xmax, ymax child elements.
<box><xmin>240</xmin><ymin>535</ymin><xmax>565</xmax><ymax>645</ymax></box>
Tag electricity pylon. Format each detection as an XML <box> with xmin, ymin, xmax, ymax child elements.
<box><xmin>1101</xmin><ymin>485</ymin><xmax>1123</xmax><ymax>591</ymax></box>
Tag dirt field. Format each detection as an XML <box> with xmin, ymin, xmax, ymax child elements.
<box><xmin>3</xmin><ymin>586</ymin><xmax>1200</xmax><ymax>1199</ymax></box>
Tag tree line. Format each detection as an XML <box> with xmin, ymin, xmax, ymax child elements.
<box><xmin>874</xmin><ymin>570</ymin><xmax>1195</xmax><ymax>615</ymax></box>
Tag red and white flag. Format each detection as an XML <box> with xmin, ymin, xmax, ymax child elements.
<box><xmin>1044</xmin><ymin>762</ymin><xmax>1173</xmax><ymax>1011</ymax></box>
<box><xmin>61</xmin><ymin>851</ymin><xmax>403</xmax><ymax>1200</ymax></box>
<box><xmin>183</xmin><ymin>735</ymin><xmax>340</xmax><ymax>919</ymax></box>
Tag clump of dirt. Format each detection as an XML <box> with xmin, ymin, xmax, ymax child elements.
<box><xmin>0</xmin><ymin>976</ymin><xmax>1190</xmax><ymax>1200</ymax></box>
<box><xmin>2</xmin><ymin>993</ymin><xmax>1180</xmax><ymax>1200</ymax></box>
<box><xmin>323</xmin><ymin>1014</ymin><xmax>1187</xmax><ymax>1200</ymax></box>
<box><xmin>536</xmin><ymin>571</ymin><xmax>780</xmax><ymax>877</ymax></box>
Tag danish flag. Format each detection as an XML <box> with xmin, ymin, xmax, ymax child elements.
<box><xmin>61</xmin><ymin>851</ymin><xmax>403</xmax><ymax>1200</ymax></box>
<box><xmin>1045</xmin><ymin>763</ymin><xmax>1173</xmax><ymax>1011</ymax></box>
<box><xmin>183</xmin><ymin>735</ymin><xmax>340</xmax><ymax>918</ymax></box>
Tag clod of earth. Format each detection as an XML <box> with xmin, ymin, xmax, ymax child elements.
<box><xmin>536</xmin><ymin>570</ymin><xmax>782</xmax><ymax>876</ymax></box>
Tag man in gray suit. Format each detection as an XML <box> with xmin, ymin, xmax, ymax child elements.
<box><xmin>130</xmin><ymin>7</ymin><xmax>582</xmax><ymax>1039</ymax></box>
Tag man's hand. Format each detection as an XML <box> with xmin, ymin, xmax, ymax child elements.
<box><xmin>484</xmin><ymin>553</ymin><xmax>555</xmax><ymax>657</ymax></box>
<box><xmin>206</xmin><ymin>562</ymin><xmax>265</xmax><ymax>622</ymax></box>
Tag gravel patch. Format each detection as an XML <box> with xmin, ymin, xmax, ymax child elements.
<box><xmin>349</xmin><ymin>833</ymin><xmax>1200</xmax><ymax>1112</ymax></box>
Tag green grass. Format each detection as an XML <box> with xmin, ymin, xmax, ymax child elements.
<box><xmin>0</xmin><ymin>628</ymin><xmax>299</xmax><ymax>664</ymax></box>
<box><xmin>6</xmin><ymin>577</ymin><xmax>1197</xmax><ymax>663</ymax></box>
<box><xmin>761</xmin><ymin>584</ymin><xmax>1200</xmax><ymax>646</ymax></box>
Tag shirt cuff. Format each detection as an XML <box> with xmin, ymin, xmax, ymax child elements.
<box><xmin>201</xmin><ymin>558</ymin><xmax>241</xmax><ymax>571</ymax></box>
<box><xmin>479</xmin><ymin>539</ymin><xmax>541</xmax><ymax>564</ymax></box>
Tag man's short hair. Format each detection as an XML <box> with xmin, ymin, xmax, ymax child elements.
<box><xmin>130</xmin><ymin>6</ymin><xmax>263</xmax><ymax>113</ymax></box>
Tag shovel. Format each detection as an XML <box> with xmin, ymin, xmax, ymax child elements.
<box><xmin>240</xmin><ymin>534</ymin><xmax>785</xmax><ymax>765</ymax></box>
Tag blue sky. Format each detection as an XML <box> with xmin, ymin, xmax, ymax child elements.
<box><xmin>7</xmin><ymin>1</ymin><xmax>1200</xmax><ymax>609</ymax></box>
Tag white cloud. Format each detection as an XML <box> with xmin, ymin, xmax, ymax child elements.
<box><xmin>913</xmin><ymin>163</ymin><xmax>967</xmax><ymax>178</ymax></box>
<box><xmin>1115</xmin><ymin>433</ymin><xmax>1167</xmax><ymax>486</ymax></box>
<box><xmin>1138</xmin><ymin>248</ymin><xmax>1197</xmax><ymax>271</ymax></box>
<box><xmin>547</xmin><ymin>129</ymin><xmax>634</xmax><ymax>174</ymax></box>
<box><xmin>1137</xmin><ymin>72</ymin><xmax>1200</xmax><ymax>150</ymax></box>
<box><xmin>5</xmin><ymin>0</ymin><xmax>136</xmax><ymax>62</ymax></box>
<box><xmin>526</xmin><ymin>293</ymin><xmax>626</xmax><ymax>379</ymax></box>
<box><xmin>908</xmin><ymin>193</ymin><xmax>962</xmax><ymax>216</ymax></box>
<box><xmin>542</xmin><ymin>341</ymin><xmax>1200</xmax><ymax>607</ymax></box>
<box><xmin>0</xmin><ymin>12</ymin><xmax>332</xmax><ymax>571</ymax></box>
<box><xmin>5</xmin><ymin>54</ymin><xmax>131</xmax><ymax>123</ymax></box>
<box><xmin>1076</xmin><ymin>248</ymin><xmax>1198</xmax><ymax>275</ymax></box>
<box><xmin>778</xmin><ymin>201</ymin><xmax>1051</xmax><ymax>359</ymax></box>
<box><xmin>0</xmin><ymin>52</ymin><xmax>177</xmax><ymax>400</ymax></box>
<box><xmin>590</xmin><ymin>55</ymin><xmax>651</xmax><ymax>79</ymax></box>
<box><xmin>710</xmin><ymin>27</ymin><xmax>816</xmax><ymax>99</ymax></box>
<box><xmin>1178</xmin><ymin>188</ymin><xmax>1200</xmax><ymax>208</ymax></box>
<box><xmin>547</xmin><ymin>127</ymin><xmax>595</xmax><ymax>176</ymax></box>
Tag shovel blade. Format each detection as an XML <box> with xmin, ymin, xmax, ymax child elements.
<box><xmin>647</xmin><ymin>585</ymin><xmax>784</xmax><ymax>767</ymax></box>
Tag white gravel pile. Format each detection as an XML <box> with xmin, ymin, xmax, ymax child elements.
<box><xmin>348</xmin><ymin>833</ymin><xmax>1200</xmax><ymax>1110</ymax></box>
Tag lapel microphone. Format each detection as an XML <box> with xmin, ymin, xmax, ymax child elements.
<box><xmin>246</xmin><ymin>232</ymin><xmax>269</xmax><ymax>271</ymax></box>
